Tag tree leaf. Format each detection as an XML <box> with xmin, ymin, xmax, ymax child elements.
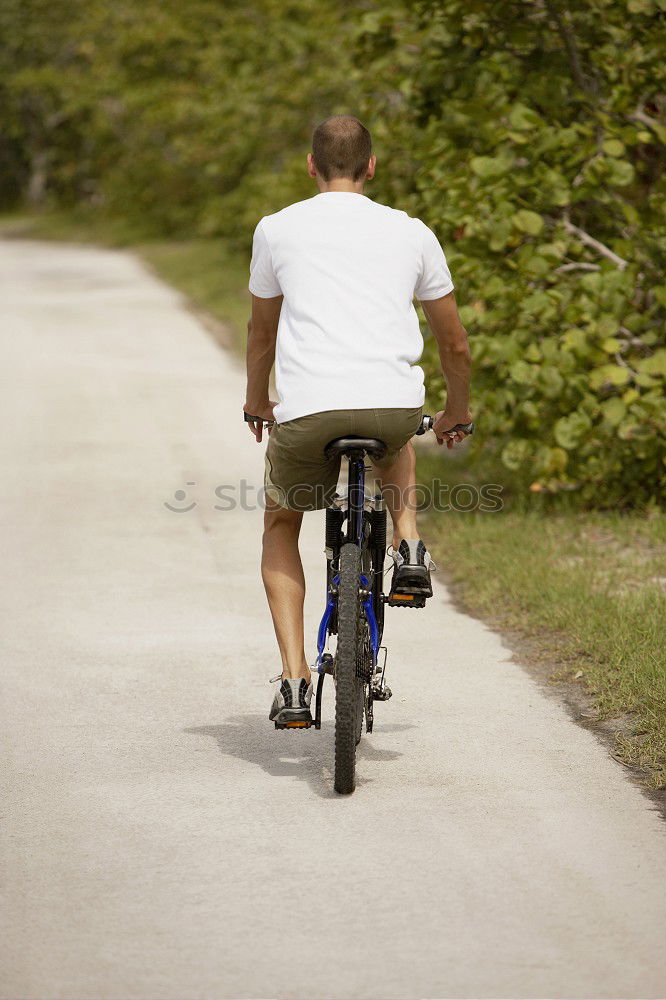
<box><xmin>470</xmin><ymin>156</ymin><xmax>509</xmax><ymax>179</ymax></box>
<box><xmin>512</xmin><ymin>209</ymin><xmax>544</xmax><ymax>235</ymax></box>
<box><xmin>601</xmin><ymin>397</ymin><xmax>626</xmax><ymax>426</ymax></box>
<box><xmin>602</xmin><ymin>138</ymin><xmax>625</xmax><ymax>157</ymax></box>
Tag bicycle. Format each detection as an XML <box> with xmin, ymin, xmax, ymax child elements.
<box><xmin>245</xmin><ymin>410</ymin><xmax>474</xmax><ymax>794</ymax></box>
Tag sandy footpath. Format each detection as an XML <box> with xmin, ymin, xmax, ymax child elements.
<box><xmin>1</xmin><ymin>239</ymin><xmax>665</xmax><ymax>1000</ymax></box>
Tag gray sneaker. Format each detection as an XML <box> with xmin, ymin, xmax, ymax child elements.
<box><xmin>269</xmin><ymin>676</ymin><xmax>313</xmax><ymax>727</ymax></box>
<box><xmin>388</xmin><ymin>539</ymin><xmax>436</xmax><ymax>604</ymax></box>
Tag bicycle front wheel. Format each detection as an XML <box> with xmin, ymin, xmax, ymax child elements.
<box><xmin>334</xmin><ymin>542</ymin><xmax>363</xmax><ymax>794</ymax></box>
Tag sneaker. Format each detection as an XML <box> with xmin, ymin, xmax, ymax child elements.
<box><xmin>388</xmin><ymin>539</ymin><xmax>436</xmax><ymax>602</ymax></box>
<box><xmin>269</xmin><ymin>675</ymin><xmax>313</xmax><ymax>726</ymax></box>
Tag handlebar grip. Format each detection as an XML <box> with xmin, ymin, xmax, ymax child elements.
<box><xmin>244</xmin><ymin>411</ymin><xmax>275</xmax><ymax>428</ymax></box>
<box><xmin>417</xmin><ymin>415</ymin><xmax>474</xmax><ymax>437</ymax></box>
<box><xmin>445</xmin><ymin>421</ymin><xmax>474</xmax><ymax>436</ymax></box>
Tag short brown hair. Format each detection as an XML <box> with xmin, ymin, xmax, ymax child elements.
<box><xmin>312</xmin><ymin>116</ymin><xmax>372</xmax><ymax>182</ymax></box>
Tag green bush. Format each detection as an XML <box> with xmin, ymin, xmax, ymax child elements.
<box><xmin>0</xmin><ymin>0</ymin><xmax>365</xmax><ymax>238</ymax></box>
<box><xmin>357</xmin><ymin>0</ymin><xmax>666</xmax><ymax>505</ymax></box>
<box><xmin>2</xmin><ymin>0</ymin><xmax>664</xmax><ymax>505</ymax></box>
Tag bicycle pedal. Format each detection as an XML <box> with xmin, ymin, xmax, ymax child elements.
<box><xmin>387</xmin><ymin>594</ymin><xmax>426</xmax><ymax>608</ymax></box>
<box><xmin>274</xmin><ymin>717</ymin><xmax>313</xmax><ymax>730</ymax></box>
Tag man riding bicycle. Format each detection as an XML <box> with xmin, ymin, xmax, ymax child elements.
<box><xmin>243</xmin><ymin>116</ymin><xmax>472</xmax><ymax>726</ymax></box>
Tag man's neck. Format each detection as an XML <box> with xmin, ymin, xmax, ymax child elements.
<box><xmin>317</xmin><ymin>178</ymin><xmax>365</xmax><ymax>194</ymax></box>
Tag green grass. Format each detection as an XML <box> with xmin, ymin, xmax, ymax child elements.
<box><xmin>5</xmin><ymin>207</ymin><xmax>665</xmax><ymax>788</ymax></box>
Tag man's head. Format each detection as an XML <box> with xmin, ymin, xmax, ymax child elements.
<box><xmin>308</xmin><ymin>115</ymin><xmax>375</xmax><ymax>191</ymax></box>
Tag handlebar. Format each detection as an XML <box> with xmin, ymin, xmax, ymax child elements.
<box><xmin>244</xmin><ymin>410</ymin><xmax>474</xmax><ymax>439</ymax></box>
<box><xmin>417</xmin><ymin>414</ymin><xmax>474</xmax><ymax>439</ymax></box>
<box><xmin>244</xmin><ymin>411</ymin><xmax>275</xmax><ymax>429</ymax></box>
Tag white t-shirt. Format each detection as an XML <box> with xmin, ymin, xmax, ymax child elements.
<box><xmin>248</xmin><ymin>192</ymin><xmax>454</xmax><ymax>424</ymax></box>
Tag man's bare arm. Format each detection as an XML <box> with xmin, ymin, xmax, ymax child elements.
<box><xmin>244</xmin><ymin>293</ymin><xmax>283</xmax><ymax>441</ymax></box>
<box><xmin>420</xmin><ymin>291</ymin><xmax>472</xmax><ymax>447</ymax></box>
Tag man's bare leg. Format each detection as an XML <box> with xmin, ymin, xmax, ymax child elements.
<box><xmin>375</xmin><ymin>440</ymin><xmax>419</xmax><ymax>547</ymax></box>
<box><xmin>261</xmin><ymin>501</ymin><xmax>311</xmax><ymax>682</ymax></box>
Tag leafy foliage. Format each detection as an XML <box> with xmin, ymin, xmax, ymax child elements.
<box><xmin>1</xmin><ymin>0</ymin><xmax>664</xmax><ymax>504</ymax></box>
<box><xmin>355</xmin><ymin>0</ymin><xmax>666</xmax><ymax>505</ymax></box>
<box><xmin>0</xmin><ymin>0</ymin><xmax>366</xmax><ymax>236</ymax></box>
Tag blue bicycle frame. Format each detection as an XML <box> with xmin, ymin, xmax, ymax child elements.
<box><xmin>315</xmin><ymin>451</ymin><xmax>381</xmax><ymax>674</ymax></box>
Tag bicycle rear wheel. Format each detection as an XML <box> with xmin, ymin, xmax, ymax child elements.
<box><xmin>335</xmin><ymin>542</ymin><xmax>363</xmax><ymax>794</ymax></box>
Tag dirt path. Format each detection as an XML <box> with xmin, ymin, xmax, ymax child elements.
<box><xmin>1</xmin><ymin>239</ymin><xmax>665</xmax><ymax>1000</ymax></box>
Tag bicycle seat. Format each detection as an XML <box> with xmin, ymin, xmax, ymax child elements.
<box><xmin>324</xmin><ymin>436</ymin><xmax>388</xmax><ymax>461</ymax></box>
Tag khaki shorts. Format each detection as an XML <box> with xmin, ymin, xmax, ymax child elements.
<box><xmin>264</xmin><ymin>407</ymin><xmax>423</xmax><ymax>512</ymax></box>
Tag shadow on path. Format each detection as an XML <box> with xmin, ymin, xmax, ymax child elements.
<box><xmin>185</xmin><ymin>713</ymin><xmax>413</xmax><ymax>799</ymax></box>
